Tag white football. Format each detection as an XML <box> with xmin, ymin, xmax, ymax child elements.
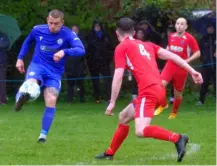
<box><xmin>19</xmin><ymin>81</ymin><xmax>41</xmax><ymax>101</ymax></box>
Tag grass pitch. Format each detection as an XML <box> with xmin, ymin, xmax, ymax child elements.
<box><xmin>0</xmin><ymin>95</ymin><xmax>215</xmax><ymax>165</ymax></box>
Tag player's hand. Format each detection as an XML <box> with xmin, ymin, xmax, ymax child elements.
<box><xmin>105</xmin><ymin>102</ymin><xmax>115</xmax><ymax>116</ymax></box>
<box><xmin>53</xmin><ymin>50</ymin><xmax>65</xmax><ymax>62</ymax></box>
<box><xmin>16</xmin><ymin>59</ymin><xmax>25</xmax><ymax>73</ymax></box>
<box><xmin>185</xmin><ymin>59</ymin><xmax>190</xmax><ymax>64</ymax></box>
<box><xmin>191</xmin><ymin>71</ymin><xmax>203</xmax><ymax>84</ymax></box>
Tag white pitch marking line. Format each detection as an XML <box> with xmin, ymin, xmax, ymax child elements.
<box><xmin>149</xmin><ymin>143</ymin><xmax>200</xmax><ymax>160</ymax></box>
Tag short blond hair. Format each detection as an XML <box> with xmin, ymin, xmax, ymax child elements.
<box><xmin>48</xmin><ymin>9</ymin><xmax>64</xmax><ymax>20</ymax></box>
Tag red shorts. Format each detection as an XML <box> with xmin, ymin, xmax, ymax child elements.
<box><xmin>161</xmin><ymin>61</ymin><xmax>188</xmax><ymax>91</ymax></box>
<box><xmin>133</xmin><ymin>84</ymin><xmax>166</xmax><ymax>119</ymax></box>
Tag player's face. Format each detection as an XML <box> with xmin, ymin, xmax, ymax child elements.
<box><xmin>207</xmin><ymin>26</ymin><xmax>214</xmax><ymax>34</ymax></box>
<box><xmin>47</xmin><ymin>16</ymin><xmax>64</xmax><ymax>33</ymax></box>
<box><xmin>136</xmin><ymin>30</ymin><xmax>144</xmax><ymax>40</ymax></box>
<box><xmin>72</xmin><ymin>26</ymin><xmax>79</xmax><ymax>35</ymax></box>
<box><xmin>175</xmin><ymin>19</ymin><xmax>187</xmax><ymax>34</ymax></box>
<box><xmin>94</xmin><ymin>24</ymin><xmax>101</xmax><ymax>32</ymax></box>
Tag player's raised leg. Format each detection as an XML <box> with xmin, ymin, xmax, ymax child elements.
<box><xmin>134</xmin><ymin>93</ymin><xmax>189</xmax><ymax>162</ymax></box>
<box><xmin>154</xmin><ymin>62</ymin><xmax>175</xmax><ymax>116</ymax></box>
<box><xmin>95</xmin><ymin>102</ymin><xmax>135</xmax><ymax>160</ymax></box>
<box><xmin>38</xmin><ymin>86</ymin><xmax>59</xmax><ymax>143</ymax></box>
<box><xmin>15</xmin><ymin>78</ymin><xmax>39</xmax><ymax>111</ymax></box>
<box><xmin>15</xmin><ymin>62</ymin><xmax>42</xmax><ymax>111</ymax></box>
<box><xmin>154</xmin><ymin>80</ymin><xmax>169</xmax><ymax>116</ymax></box>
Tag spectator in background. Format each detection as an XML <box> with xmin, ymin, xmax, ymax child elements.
<box><xmin>137</xmin><ymin>20</ymin><xmax>162</xmax><ymax>45</ymax></box>
<box><xmin>0</xmin><ymin>31</ymin><xmax>9</xmax><ymax>105</ymax></box>
<box><xmin>86</xmin><ymin>20</ymin><xmax>113</xmax><ymax>103</ymax></box>
<box><xmin>65</xmin><ymin>25</ymin><xmax>86</xmax><ymax>103</ymax></box>
<box><xmin>197</xmin><ymin>24</ymin><xmax>216</xmax><ymax>105</ymax></box>
<box><xmin>135</xmin><ymin>27</ymin><xmax>146</xmax><ymax>41</ymax></box>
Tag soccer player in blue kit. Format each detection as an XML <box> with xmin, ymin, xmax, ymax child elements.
<box><xmin>15</xmin><ymin>9</ymin><xmax>85</xmax><ymax>142</ymax></box>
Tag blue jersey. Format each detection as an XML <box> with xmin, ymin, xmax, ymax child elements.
<box><xmin>18</xmin><ymin>24</ymin><xmax>85</xmax><ymax>75</ymax></box>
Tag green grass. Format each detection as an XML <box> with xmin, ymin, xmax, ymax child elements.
<box><xmin>0</xmin><ymin>95</ymin><xmax>216</xmax><ymax>165</ymax></box>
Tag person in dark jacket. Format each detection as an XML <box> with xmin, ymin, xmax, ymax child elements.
<box><xmin>137</xmin><ymin>20</ymin><xmax>162</xmax><ymax>45</ymax></box>
<box><xmin>0</xmin><ymin>31</ymin><xmax>10</xmax><ymax>105</ymax></box>
<box><xmin>65</xmin><ymin>25</ymin><xmax>86</xmax><ymax>103</ymax></box>
<box><xmin>197</xmin><ymin>24</ymin><xmax>216</xmax><ymax>105</ymax></box>
<box><xmin>86</xmin><ymin>20</ymin><xmax>113</xmax><ymax>103</ymax></box>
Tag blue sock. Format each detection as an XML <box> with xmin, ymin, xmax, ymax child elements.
<box><xmin>41</xmin><ymin>107</ymin><xmax>56</xmax><ymax>136</ymax></box>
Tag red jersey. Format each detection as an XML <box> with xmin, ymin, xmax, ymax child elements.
<box><xmin>114</xmin><ymin>37</ymin><xmax>161</xmax><ymax>91</ymax></box>
<box><xmin>167</xmin><ymin>32</ymin><xmax>199</xmax><ymax>60</ymax></box>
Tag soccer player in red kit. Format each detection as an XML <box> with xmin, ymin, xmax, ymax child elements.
<box><xmin>95</xmin><ymin>18</ymin><xmax>203</xmax><ymax>162</ymax></box>
<box><xmin>154</xmin><ymin>17</ymin><xmax>200</xmax><ymax>119</ymax></box>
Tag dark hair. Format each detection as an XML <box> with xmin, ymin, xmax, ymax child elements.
<box><xmin>137</xmin><ymin>20</ymin><xmax>155</xmax><ymax>32</ymax></box>
<box><xmin>135</xmin><ymin>27</ymin><xmax>145</xmax><ymax>34</ymax></box>
<box><xmin>92</xmin><ymin>20</ymin><xmax>104</xmax><ymax>32</ymax></box>
<box><xmin>49</xmin><ymin>9</ymin><xmax>64</xmax><ymax>19</ymax></box>
<box><xmin>116</xmin><ymin>17</ymin><xmax>135</xmax><ymax>35</ymax></box>
<box><xmin>207</xmin><ymin>23</ymin><xmax>214</xmax><ymax>28</ymax></box>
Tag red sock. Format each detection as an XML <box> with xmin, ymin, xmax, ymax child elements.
<box><xmin>143</xmin><ymin>125</ymin><xmax>180</xmax><ymax>143</ymax></box>
<box><xmin>172</xmin><ymin>98</ymin><xmax>182</xmax><ymax>114</ymax></box>
<box><xmin>106</xmin><ymin>124</ymin><xmax>130</xmax><ymax>155</ymax></box>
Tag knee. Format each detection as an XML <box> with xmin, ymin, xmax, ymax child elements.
<box><xmin>135</xmin><ymin>128</ymin><xmax>144</xmax><ymax>137</ymax></box>
<box><xmin>118</xmin><ymin>111</ymin><xmax>128</xmax><ymax>124</ymax></box>
<box><xmin>174</xmin><ymin>91</ymin><xmax>182</xmax><ymax>99</ymax></box>
<box><xmin>174</xmin><ymin>94</ymin><xmax>182</xmax><ymax>99</ymax></box>
<box><xmin>45</xmin><ymin>94</ymin><xmax>57</xmax><ymax>107</ymax></box>
<box><xmin>162</xmin><ymin>80</ymin><xmax>168</xmax><ymax>87</ymax></box>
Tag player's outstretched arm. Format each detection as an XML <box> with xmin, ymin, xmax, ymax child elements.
<box><xmin>157</xmin><ymin>48</ymin><xmax>203</xmax><ymax>84</ymax></box>
<box><xmin>16</xmin><ymin>28</ymin><xmax>35</xmax><ymax>73</ymax></box>
<box><xmin>17</xmin><ymin>29</ymin><xmax>35</xmax><ymax>60</ymax></box>
<box><xmin>105</xmin><ymin>68</ymin><xmax>125</xmax><ymax>116</ymax></box>
<box><xmin>110</xmin><ymin>68</ymin><xmax>125</xmax><ymax>103</ymax></box>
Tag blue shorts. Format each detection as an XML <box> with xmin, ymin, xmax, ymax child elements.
<box><xmin>26</xmin><ymin>63</ymin><xmax>61</xmax><ymax>92</ymax></box>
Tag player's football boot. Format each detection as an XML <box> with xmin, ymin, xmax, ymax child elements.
<box><xmin>154</xmin><ymin>104</ymin><xmax>168</xmax><ymax>116</ymax></box>
<box><xmin>95</xmin><ymin>152</ymin><xmax>113</xmax><ymax>160</ymax></box>
<box><xmin>168</xmin><ymin>113</ymin><xmax>177</xmax><ymax>119</ymax></box>
<box><xmin>175</xmin><ymin>134</ymin><xmax>189</xmax><ymax>162</ymax></box>
<box><xmin>38</xmin><ymin>138</ymin><xmax>46</xmax><ymax>143</ymax></box>
<box><xmin>15</xmin><ymin>92</ymin><xmax>30</xmax><ymax>111</ymax></box>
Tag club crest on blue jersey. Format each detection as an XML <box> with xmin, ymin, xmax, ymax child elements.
<box><xmin>40</xmin><ymin>45</ymin><xmax>46</xmax><ymax>51</ymax></box>
<box><xmin>57</xmin><ymin>38</ymin><xmax>63</xmax><ymax>45</ymax></box>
